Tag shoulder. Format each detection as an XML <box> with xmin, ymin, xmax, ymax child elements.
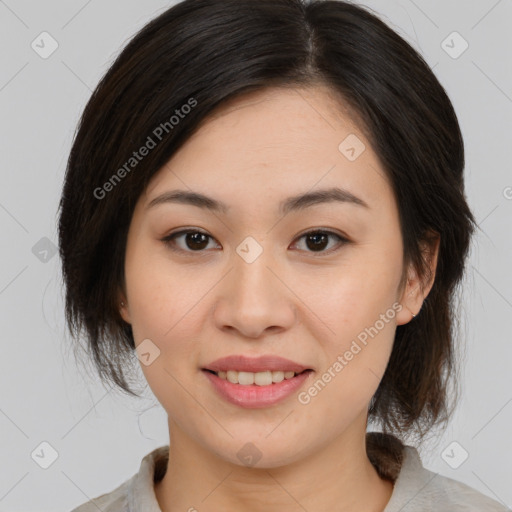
<box><xmin>388</xmin><ymin>444</ymin><xmax>510</xmax><ymax>511</ymax></box>
<box><xmin>430</xmin><ymin>470</ymin><xmax>510</xmax><ymax>511</ymax></box>
<box><xmin>69</xmin><ymin>476</ymin><xmax>133</xmax><ymax>512</ymax></box>
<box><xmin>68</xmin><ymin>445</ymin><xmax>169</xmax><ymax>512</ymax></box>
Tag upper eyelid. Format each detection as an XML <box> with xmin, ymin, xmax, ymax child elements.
<box><xmin>162</xmin><ymin>228</ymin><xmax>348</xmax><ymax>251</ymax></box>
<box><xmin>164</xmin><ymin>228</ymin><xmax>347</xmax><ymax>241</ymax></box>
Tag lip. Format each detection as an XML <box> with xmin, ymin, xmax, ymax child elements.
<box><xmin>202</xmin><ymin>369</ymin><xmax>313</xmax><ymax>409</ymax></box>
<box><xmin>203</xmin><ymin>355</ymin><xmax>311</xmax><ymax>373</ymax></box>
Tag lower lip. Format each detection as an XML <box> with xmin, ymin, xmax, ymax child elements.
<box><xmin>202</xmin><ymin>370</ymin><xmax>312</xmax><ymax>409</ymax></box>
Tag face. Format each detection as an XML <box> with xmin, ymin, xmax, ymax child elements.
<box><xmin>120</xmin><ymin>86</ymin><xmax>423</xmax><ymax>468</ymax></box>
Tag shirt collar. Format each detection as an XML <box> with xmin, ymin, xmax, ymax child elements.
<box><xmin>127</xmin><ymin>433</ymin><xmax>418</xmax><ymax>511</ymax></box>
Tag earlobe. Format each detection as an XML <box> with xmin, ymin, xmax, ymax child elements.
<box><xmin>396</xmin><ymin>231</ymin><xmax>440</xmax><ymax>326</ymax></box>
<box><xmin>396</xmin><ymin>276</ymin><xmax>424</xmax><ymax>326</ymax></box>
<box><xmin>118</xmin><ymin>293</ymin><xmax>131</xmax><ymax>324</ymax></box>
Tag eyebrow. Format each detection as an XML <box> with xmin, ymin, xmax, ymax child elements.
<box><xmin>145</xmin><ymin>186</ymin><xmax>369</xmax><ymax>215</ymax></box>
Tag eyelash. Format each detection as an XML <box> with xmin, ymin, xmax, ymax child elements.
<box><xmin>160</xmin><ymin>228</ymin><xmax>350</xmax><ymax>256</ymax></box>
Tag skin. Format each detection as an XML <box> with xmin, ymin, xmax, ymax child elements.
<box><xmin>119</xmin><ymin>85</ymin><xmax>439</xmax><ymax>512</ymax></box>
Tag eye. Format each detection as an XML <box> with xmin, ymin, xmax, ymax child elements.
<box><xmin>291</xmin><ymin>229</ymin><xmax>349</xmax><ymax>254</ymax></box>
<box><xmin>161</xmin><ymin>228</ymin><xmax>350</xmax><ymax>255</ymax></box>
<box><xmin>161</xmin><ymin>229</ymin><xmax>219</xmax><ymax>253</ymax></box>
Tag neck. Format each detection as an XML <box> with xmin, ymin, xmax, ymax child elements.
<box><xmin>154</xmin><ymin>412</ymin><xmax>394</xmax><ymax>512</ymax></box>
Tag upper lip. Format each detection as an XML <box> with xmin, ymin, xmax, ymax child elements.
<box><xmin>203</xmin><ymin>355</ymin><xmax>311</xmax><ymax>373</ymax></box>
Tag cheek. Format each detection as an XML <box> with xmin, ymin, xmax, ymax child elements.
<box><xmin>297</xmin><ymin>246</ymin><xmax>402</xmax><ymax>339</ymax></box>
<box><xmin>125</xmin><ymin>260</ymin><xmax>205</xmax><ymax>416</ymax></box>
<box><xmin>124</xmin><ymin>247</ymin><xmax>212</xmax><ymax>388</ymax></box>
<box><xmin>294</xmin><ymin>241</ymin><xmax>402</xmax><ymax>403</ymax></box>
<box><xmin>125</xmin><ymin>241</ymin><xmax>197</xmax><ymax>341</ymax></box>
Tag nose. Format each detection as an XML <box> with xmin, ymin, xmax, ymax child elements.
<box><xmin>213</xmin><ymin>248</ymin><xmax>297</xmax><ymax>339</ymax></box>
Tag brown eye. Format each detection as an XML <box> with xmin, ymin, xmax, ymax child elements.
<box><xmin>162</xmin><ymin>230</ymin><xmax>219</xmax><ymax>252</ymax></box>
<box><xmin>305</xmin><ymin>232</ymin><xmax>329</xmax><ymax>251</ymax></box>
<box><xmin>161</xmin><ymin>228</ymin><xmax>349</xmax><ymax>256</ymax></box>
<box><xmin>292</xmin><ymin>230</ymin><xmax>349</xmax><ymax>254</ymax></box>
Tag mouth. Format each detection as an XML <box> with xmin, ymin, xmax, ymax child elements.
<box><xmin>201</xmin><ymin>355</ymin><xmax>314</xmax><ymax>408</ymax></box>
<box><xmin>202</xmin><ymin>368</ymin><xmax>312</xmax><ymax>386</ymax></box>
<box><xmin>202</xmin><ymin>368</ymin><xmax>313</xmax><ymax>408</ymax></box>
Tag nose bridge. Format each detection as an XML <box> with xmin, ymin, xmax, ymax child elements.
<box><xmin>213</xmin><ymin>236</ymin><xmax>296</xmax><ymax>337</ymax></box>
<box><xmin>232</xmin><ymin>236</ymin><xmax>279</xmax><ymax>302</ymax></box>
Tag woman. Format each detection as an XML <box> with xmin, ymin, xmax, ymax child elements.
<box><xmin>59</xmin><ymin>0</ymin><xmax>508</xmax><ymax>510</ymax></box>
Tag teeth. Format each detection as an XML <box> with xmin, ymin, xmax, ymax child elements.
<box><xmin>272</xmin><ymin>371</ymin><xmax>284</xmax><ymax>383</ymax></box>
<box><xmin>215</xmin><ymin>370</ymin><xmax>300</xmax><ymax>385</ymax></box>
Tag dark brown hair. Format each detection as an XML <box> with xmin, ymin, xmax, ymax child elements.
<box><xmin>58</xmin><ymin>0</ymin><xmax>476</xmax><ymax>443</ymax></box>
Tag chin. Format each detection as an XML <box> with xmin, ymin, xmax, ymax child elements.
<box><xmin>206</xmin><ymin>433</ymin><xmax>312</xmax><ymax>469</ymax></box>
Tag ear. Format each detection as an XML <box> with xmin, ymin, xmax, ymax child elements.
<box><xmin>117</xmin><ymin>289</ymin><xmax>131</xmax><ymax>324</ymax></box>
<box><xmin>396</xmin><ymin>231</ymin><xmax>440</xmax><ymax>326</ymax></box>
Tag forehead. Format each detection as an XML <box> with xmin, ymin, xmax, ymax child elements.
<box><xmin>189</xmin><ymin>85</ymin><xmax>364</xmax><ymax>156</ymax></box>
<box><xmin>144</xmin><ymin>86</ymin><xmax>392</xmax><ymax>213</ymax></box>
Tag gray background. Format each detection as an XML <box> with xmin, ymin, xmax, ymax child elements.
<box><xmin>0</xmin><ymin>0</ymin><xmax>511</xmax><ymax>510</ymax></box>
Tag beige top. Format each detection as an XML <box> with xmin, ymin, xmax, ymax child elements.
<box><xmin>70</xmin><ymin>432</ymin><xmax>509</xmax><ymax>511</ymax></box>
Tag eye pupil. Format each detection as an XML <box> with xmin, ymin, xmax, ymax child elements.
<box><xmin>187</xmin><ymin>232</ymin><xmax>209</xmax><ymax>250</ymax></box>
<box><xmin>306</xmin><ymin>232</ymin><xmax>328</xmax><ymax>251</ymax></box>
<box><xmin>165</xmin><ymin>229</ymin><xmax>345</xmax><ymax>255</ymax></box>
